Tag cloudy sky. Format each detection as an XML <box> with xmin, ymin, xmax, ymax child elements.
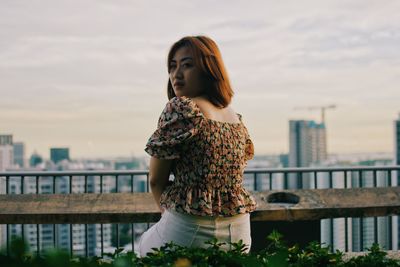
<box><xmin>1</xmin><ymin>0</ymin><xmax>399</xmax><ymax>159</ymax></box>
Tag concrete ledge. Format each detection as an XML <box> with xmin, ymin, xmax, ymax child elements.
<box><xmin>0</xmin><ymin>187</ymin><xmax>400</xmax><ymax>224</ymax></box>
<box><xmin>0</xmin><ymin>193</ymin><xmax>160</xmax><ymax>224</ymax></box>
<box><xmin>251</xmin><ymin>186</ymin><xmax>400</xmax><ymax>221</ymax></box>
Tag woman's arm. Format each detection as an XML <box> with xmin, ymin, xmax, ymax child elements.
<box><xmin>149</xmin><ymin>156</ymin><xmax>173</xmax><ymax>212</ymax></box>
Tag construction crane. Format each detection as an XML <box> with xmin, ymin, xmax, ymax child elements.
<box><xmin>293</xmin><ymin>105</ymin><xmax>336</xmax><ymax>124</ymax></box>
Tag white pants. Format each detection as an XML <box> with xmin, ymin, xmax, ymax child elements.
<box><xmin>138</xmin><ymin>209</ymin><xmax>251</xmax><ymax>257</ymax></box>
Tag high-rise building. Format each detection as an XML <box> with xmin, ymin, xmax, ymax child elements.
<box><xmin>288</xmin><ymin>120</ymin><xmax>327</xmax><ymax>188</ymax></box>
<box><xmin>0</xmin><ymin>135</ymin><xmax>13</xmax><ymax>172</ymax></box>
<box><xmin>13</xmin><ymin>142</ymin><xmax>25</xmax><ymax>168</ymax></box>
<box><xmin>289</xmin><ymin>120</ymin><xmax>327</xmax><ymax>168</ymax></box>
<box><xmin>50</xmin><ymin>148</ymin><xmax>70</xmax><ymax>164</ymax></box>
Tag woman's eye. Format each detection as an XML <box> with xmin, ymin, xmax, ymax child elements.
<box><xmin>182</xmin><ymin>63</ymin><xmax>192</xmax><ymax>68</ymax></box>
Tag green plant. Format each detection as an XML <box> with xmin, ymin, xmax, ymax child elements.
<box><xmin>345</xmin><ymin>243</ymin><xmax>400</xmax><ymax>267</ymax></box>
<box><xmin>257</xmin><ymin>230</ymin><xmax>289</xmax><ymax>267</ymax></box>
<box><xmin>287</xmin><ymin>241</ymin><xmax>344</xmax><ymax>267</ymax></box>
<box><xmin>1</xmin><ymin>233</ymin><xmax>400</xmax><ymax>267</ymax></box>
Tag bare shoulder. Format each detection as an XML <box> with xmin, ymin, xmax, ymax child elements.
<box><xmin>191</xmin><ymin>96</ymin><xmax>240</xmax><ymax>123</ymax></box>
<box><xmin>191</xmin><ymin>96</ymin><xmax>210</xmax><ymax>109</ymax></box>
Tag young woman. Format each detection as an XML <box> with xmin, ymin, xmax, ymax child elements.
<box><xmin>139</xmin><ymin>36</ymin><xmax>256</xmax><ymax>256</ymax></box>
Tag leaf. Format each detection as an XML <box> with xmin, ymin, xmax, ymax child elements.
<box><xmin>266</xmin><ymin>249</ymin><xmax>289</xmax><ymax>267</ymax></box>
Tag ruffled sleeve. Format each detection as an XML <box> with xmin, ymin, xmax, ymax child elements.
<box><xmin>245</xmin><ymin>133</ymin><xmax>254</xmax><ymax>161</ymax></box>
<box><xmin>238</xmin><ymin>114</ymin><xmax>254</xmax><ymax>161</ymax></box>
<box><xmin>145</xmin><ymin>96</ymin><xmax>203</xmax><ymax>159</ymax></box>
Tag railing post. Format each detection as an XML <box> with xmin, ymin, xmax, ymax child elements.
<box><xmin>20</xmin><ymin>176</ymin><xmax>24</xmax><ymax>194</ymax></box>
<box><xmin>297</xmin><ymin>172</ymin><xmax>302</xmax><ymax>189</ymax></box>
<box><xmin>116</xmin><ymin>224</ymin><xmax>120</xmax><ymax>249</ymax></box>
<box><xmin>131</xmin><ymin>223</ymin><xmax>135</xmax><ymax>252</ymax></box>
<box><xmin>253</xmin><ymin>173</ymin><xmax>258</xmax><ymax>191</ymax></box>
<box><xmin>53</xmin><ymin>176</ymin><xmax>56</xmax><ymax>193</ymax></box>
<box><xmin>70</xmin><ymin>224</ymin><xmax>73</xmax><ymax>257</ymax></box>
<box><xmin>268</xmin><ymin>173</ymin><xmax>272</xmax><ymax>190</ymax></box>
<box><xmin>360</xmin><ymin>218</ymin><xmax>364</xmax><ymax>251</ymax></box>
<box><xmin>131</xmin><ymin>175</ymin><xmax>134</xmax><ymax>193</ymax></box>
<box><xmin>314</xmin><ymin>171</ymin><xmax>318</xmax><ymax>189</ymax></box>
<box><xmin>69</xmin><ymin>176</ymin><xmax>73</xmax><ymax>257</ymax></box>
<box><xmin>344</xmin><ymin>171</ymin><xmax>348</xmax><ymax>252</ymax></box>
<box><xmin>101</xmin><ymin>224</ymin><xmax>104</xmax><ymax>256</ymax></box>
<box><xmin>146</xmin><ymin>173</ymin><xmax>150</xmax><ymax>192</ymax></box>
<box><xmin>6</xmin><ymin>223</ymin><xmax>9</xmax><ymax>256</ymax></box>
<box><xmin>388</xmin><ymin>216</ymin><xmax>393</xmax><ymax>250</ymax></box>
<box><xmin>85</xmin><ymin>224</ymin><xmax>89</xmax><ymax>257</ymax></box>
<box><xmin>6</xmin><ymin>175</ymin><xmax>9</xmax><ymax>194</ymax></box>
<box><xmin>69</xmin><ymin>176</ymin><xmax>73</xmax><ymax>193</ymax></box>
<box><xmin>284</xmin><ymin>172</ymin><xmax>288</xmax><ymax>189</ymax></box>
<box><xmin>21</xmin><ymin>176</ymin><xmax>26</xmax><ymax>252</ymax></box>
<box><xmin>100</xmin><ymin>175</ymin><xmax>103</xmax><ymax>193</ymax></box>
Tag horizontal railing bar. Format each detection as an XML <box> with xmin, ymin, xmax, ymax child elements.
<box><xmin>245</xmin><ymin>166</ymin><xmax>400</xmax><ymax>174</ymax></box>
<box><xmin>1</xmin><ymin>165</ymin><xmax>399</xmax><ymax>177</ymax></box>
<box><xmin>0</xmin><ymin>170</ymin><xmax>150</xmax><ymax>176</ymax></box>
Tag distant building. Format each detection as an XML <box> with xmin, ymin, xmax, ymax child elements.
<box><xmin>288</xmin><ymin>120</ymin><xmax>327</xmax><ymax>189</ymax></box>
<box><xmin>13</xmin><ymin>142</ymin><xmax>25</xmax><ymax>168</ymax></box>
<box><xmin>50</xmin><ymin>148</ymin><xmax>70</xmax><ymax>164</ymax></box>
<box><xmin>279</xmin><ymin>154</ymin><xmax>289</xmax><ymax>168</ymax></box>
<box><xmin>289</xmin><ymin>120</ymin><xmax>327</xmax><ymax>168</ymax></box>
<box><xmin>0</xmin><ymin>135</ymin><xmax>12</xmax><ymax>145</ymax></box>
<box><xmin>29</xmin><ymin>152</ymin><xmax>44</xmax><ymax>167</ymax></box>
<box><xmin>0</xmin><ymin>135</ymin><xmax>13</xmax><ymax>172</ymax></box>
<box><xmin>114</xmin><ymin>159</ymin><xmax>140</xmax><ymax>170</ymax></box>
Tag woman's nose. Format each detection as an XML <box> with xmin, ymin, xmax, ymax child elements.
<box><xmin>173</xmin><ymin>66</ymin><xmax>183</xmax><ymax>79</ymax></box>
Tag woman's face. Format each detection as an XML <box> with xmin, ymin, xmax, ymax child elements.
<box><xmin>169</xmin><ymin>46</ymin><xmax>205</xmax><ymax>98</ymax></box>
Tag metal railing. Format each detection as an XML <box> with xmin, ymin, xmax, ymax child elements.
<box><xmin>0</xmin><ymin>170</ymin><xmax>150</xmax><ymax>257</ymax></box>
<box><xmin>0</xmin><ymin>165</ymin><xmax>399</xmax><ymax>256</ymax></box>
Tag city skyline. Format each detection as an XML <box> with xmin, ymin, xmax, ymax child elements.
<box><xmin>1</xmin><ymin>1</ymin><xmax>400</xmax><ymax>158</ymax></box>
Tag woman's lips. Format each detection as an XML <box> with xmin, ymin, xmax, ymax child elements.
<box><xmin>174</xmin><ymin>82</ymin><xmax>184</xmax><ymax>88</ymax></box>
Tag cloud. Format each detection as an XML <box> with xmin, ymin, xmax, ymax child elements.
<box><xmin>1</xmin><ymin>0</ymin><xmax>399</xmax><ymax>157</ymax></box>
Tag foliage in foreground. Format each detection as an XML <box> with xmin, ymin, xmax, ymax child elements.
<box><xmin>1</xmin><ymin>230</ymin><xmax>399</xmax><ymax>267</ymax></box>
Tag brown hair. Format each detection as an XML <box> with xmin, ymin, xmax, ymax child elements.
<box><xmin>167</xmin><ymin>36</ymin><xmax>234</xmax><ymax>108</ymax></box>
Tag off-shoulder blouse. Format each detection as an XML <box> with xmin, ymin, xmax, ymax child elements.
<box><xmin>145</xmin><ymin>96</ymin><xmax>256</xmax><ymax>217</ymax></box>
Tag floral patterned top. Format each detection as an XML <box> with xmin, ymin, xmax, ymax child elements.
<box><xmin>145</xmin><ymin>96</ymin><xmax>257</xmax><ymax>217</ymax></box>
